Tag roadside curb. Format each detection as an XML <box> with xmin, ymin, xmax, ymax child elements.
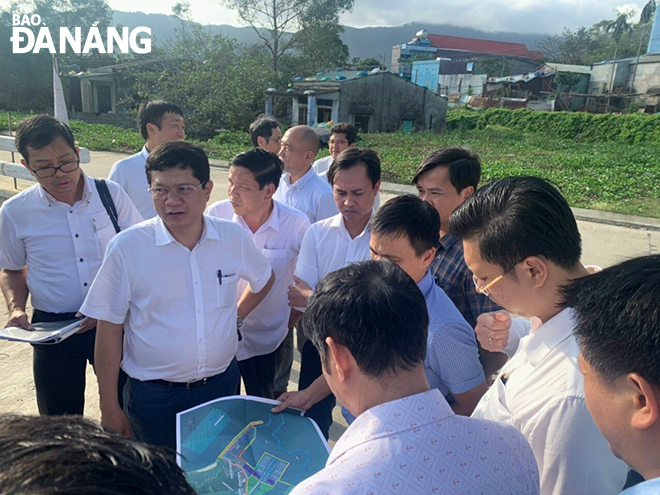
<box><xmin>210</xmin><ymin>159</ymin><xmax>660</xmax><ymax>232</ymax></box>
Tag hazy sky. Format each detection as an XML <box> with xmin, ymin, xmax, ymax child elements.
<box><xmin>104</xmin><ymin>0</ymin><xmax>645</xmax><ymax>34</ymax></box>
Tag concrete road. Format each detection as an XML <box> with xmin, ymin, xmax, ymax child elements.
<box><xmin>0</xmin><ymin>149</ymin><xmax>657</xmax><ymax>440</ymax></box>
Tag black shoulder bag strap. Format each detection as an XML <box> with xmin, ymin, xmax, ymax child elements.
<box><xmin>94</xmin><ymin>178</ymin><xmax>121</xmax><ymax>234</ymax></box>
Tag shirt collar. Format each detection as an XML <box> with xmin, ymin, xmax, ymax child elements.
<box><xmin>37</xmin><ymin>172</ymin><xmax>93</xmax><ymax>206</ymax></box>
<box><xmin>416</xmin><ymin>269</ymin><xmax>434</xmax><ymax>298</ymax></box>
<box><xmin>522</xmin><ymin>308</ymin><xmax>576</xmax><ymax>367</ymax></box>
<box><xmin>140</xmin><ymin>145</ymin><xmax>149</xmax><ymax>159</ymax></box>
<box><xmin>233</xmin><ymin>201</ymin><xmax>281</xmax><ymax>234</ymax></box>
<box><xmin>328</xmin><ymin>389</ymin><xmax>453</xmax><ymax>465</ymax></box>
<box><xmin>330</xmin><ymin>211</ymin><xmax>373</xmax><ymax>239</ymax></box>
<box><xmin>284</xmin><ymin>166</ymin><xmax>314</xmax><ymax>188</ymax></box>
<box><xmin>155</xmin><ymin>214</ymin><xmax>219</xmax><ymax>247</ymax></box>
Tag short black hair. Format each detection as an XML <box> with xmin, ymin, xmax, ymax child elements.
<box><xmin>146</xmin><ymin>141</ymin><xmax>210</xmax><ymax>186</ymax></box>
<box><xmin>0</xmin><ymin>414</ymin><xmax>196</xmax><ymax>495</ymax></box>
<box><xmin>304</xmin><ymin>261</ymin><xmax>429</xmax><ymax>378</ymax></box>
<box><xmin>327</xmin><ymin>148</ymin><xmax>381</xmax><ymax>188</ymax></box>
<box><xmin>137</xmin><ymin>100</ymin><xmax>184</xmax><ymax>141</ymax></box>
<box><xmin>412</xmin><ymin>147</ymin><xmax>481</xmax><ymax>194</ymax></box>
<box><xmin>15</xmin><ymin>115</ymin><xmax>77</xmax><ymax>164</ymax></box>
<box><xmin>450</xmin><ymin>176</ymin><xmax>581</xmax><ymax>272</ymax></box>
<box><xmin>249</xmin><ymin>115</ymin><xmax>280</xmax><ymax>148</ymax></box>
<box><xmin>561</xmin><ymin>255</ymin><xmax>660</xmax><ymax>387</ymax></box>
<box><xmin>330</xmin><ymin>123</ymin><xmax>357</xmax><ymax>144</ymax></box>
<box><xmin>230</xmin><ymin>148</ymin><xmax>283</xmax><ymax>190</ymax></box>
<box><xmin>371</xmin><ymin>195</ymin><xmax>440</xmax><ymax>257</ymax></box>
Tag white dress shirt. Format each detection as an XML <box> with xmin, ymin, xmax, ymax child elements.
<box><xmin>312</xmin><ymin>155</ymin><xmax>333</xmax><ymax>177</ymax></box>
<box><xmin>0</xmin><ymin>174</ymin><xmax>142</xmax><ymax>313</ymax></box>
<box><xmin>272</xmin><ymin>166</ymin><xmax>336</xmax><ymax>223</ymax></box>
<box><xmin>108</xmin><ymin>146</ymin><xmax>156</xmax><ymax>219</ymax></box>
<box><xmin>295</xmin><ymin>212</ymin><xmax>371</xmax><ymax>292</ymax></box>
<box><xmin>291</xmin><ymin>389</ymin><xmax>540</xmax><ymax>495</ymax></box>
<box><xmin>205</xmin><ymin>200</ymin><xmax>310</xmax><ymax>360</ymax></box>
<box><xmin>80</xmin><ymin>215</ymin><xmax>272</xmax><ymax>383</ymax></box>
<box><xmin>471</xmin><ymin>308</ymin><xmax>628</xmax><ymax>495</ymax></box>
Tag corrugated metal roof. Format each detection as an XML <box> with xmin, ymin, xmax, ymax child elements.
<box><xmin>542</xmin><ymin>63</ymin><xmax>591</xmax><ymax>74</ymax></box>
<box><xmin>428</xmin><ymin>34</ymin><xmax>533</xmax><ymax>58</ymax></box>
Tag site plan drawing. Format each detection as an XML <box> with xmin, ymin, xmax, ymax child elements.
<box><xmin>177</xmin><ymin>395</ymin><xmax>330</xmax><ymax>495</ymax></box>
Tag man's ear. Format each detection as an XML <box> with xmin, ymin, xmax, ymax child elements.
<box><xmin>373</xmin><ymin>180</ymin><xmax>381</xmax><ymax>196</ymax></box>
<box><xmin>256</xmin><ymin>136</ymin><xmax>267</xmax><ymax>149</ymax></box>
<box><xmin>264</xmin><ymin>183</ymin><xmax>276</xmax><ymax>200</ymax></box>
<box><xmin>349</xmin><ymin>142</ymin><xmax>357</xmax><ymax>148</ymax></box>
<box><xmin>629</xmin><ymin>373</ymin><xmax>660</xmax><ymax>430</ymax></box>
<box><xmin>422</xmin><ymin>246</ymin><xmax>436</xmax><ymax>269</ymax></box>
<box><xmin>520</xmin><ymin>256</ymin><xmax>548</xmax><ymax>289</ymax></box>
<box><xmin>326</xmin><ymin>337</ymin><xmax>352</xmax><ymax>383</ymax></box>
<box><xmin>460</xmin><ymin>185</ymin><xmax>475</xmax><ymax>201</ymax></box>
<box><xmin>203</xmin><ymin>180</ymin><xmax>214</xmax><ymax>201</ymax></box>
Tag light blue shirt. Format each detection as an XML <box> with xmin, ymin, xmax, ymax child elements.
<box><xmin>418</xmin><ymin>269</ymin><xmax>485</xmax><ymax>399</ymax></box>
<box><xmin>621</xmin><ymin>477</ymin><xmax>660</xmax><ymax>494</ymax></box>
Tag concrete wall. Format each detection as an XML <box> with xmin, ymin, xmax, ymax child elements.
<box><xmin>438</xmin><ymin>74</ymin><xmax>487</xmax><ymax>95</ymax></box>
<box><xmin>589</xmin><ymin>61</ymin><xmax>631</xmax><ymax>94</ymax></box>
<box><xmin>338</xmin><ymin>73</ymin><xmax>447</xmax><ymax>132</ymax></box>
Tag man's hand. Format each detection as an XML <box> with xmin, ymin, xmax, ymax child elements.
<box><xmin>287</xmin><ymin>276</ymin><xmax>313</xmax><ymax>308</ymax></box>
<box><xmin>75</xmin><ymin>313</ymin><xmax>97</xmax><ymax>334</ymax></box>
<box><xmin>101</xmin><ymin>404</ymin><xmax>132</xmax><ymax>438</ymax></box>
<box><xmin>475</xmin><ymin>310</ymin><xmax>511</xmax><ymax>352</ymax></box>
<box><xmin>6</xmin><ymin>309</ymin><xmax>32</xmax><ymax>330</ymax></box>
<box><xmin>271</xmin><ymin>389</ymin><xmax>316</xmax><ymax>413</ymax></box>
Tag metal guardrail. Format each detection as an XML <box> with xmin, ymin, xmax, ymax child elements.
<box><xmin>0</xmin><ymin>135</ymin><xmax>91</xmax><ymax>163</ymax></box>
<box><xmin>0</xmin><ymin>161</ymin><xmax>36</xmax><ymax>182</ymax></box>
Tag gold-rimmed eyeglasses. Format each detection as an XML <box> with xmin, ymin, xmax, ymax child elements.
<box><xmin>472</xmin><ymin>260</ymin><xmax>523</xmax><ymax>296</ymax></box>
<box><xmin>149</xmin><ymin>181</ymin><xmax>208</xmax><ymax>200</ymax></box>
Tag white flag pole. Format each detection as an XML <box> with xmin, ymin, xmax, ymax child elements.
<box><xmin>53</xmin><ymin>56</ymin><xmax>70</xmax><ymax>125</ymax></box>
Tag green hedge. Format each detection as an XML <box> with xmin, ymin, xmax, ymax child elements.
<box><xmin>474</xmin><ymin>109</ymin><xmax>660</xmax><ymax>143</ymax></box>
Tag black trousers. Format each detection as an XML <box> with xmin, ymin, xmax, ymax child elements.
<box><xmin>31</xmin><ymin>309</ymin><xmax>127</xmax><ymax>416</ymax></box>
<box><xmin>238</xmin><ymin>337</ymin><xmax>286</xmax><ymax>400</ymax></box>
<box><xmin>299</xmin><ymin>340</ymin><xmax>335</xmax><ymax>440</ymax></box>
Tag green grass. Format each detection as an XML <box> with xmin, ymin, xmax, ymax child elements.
<box><xmin>2</xmin><ymin>111</ymin><xmax>658</xmax><ymax>218</ymax></box>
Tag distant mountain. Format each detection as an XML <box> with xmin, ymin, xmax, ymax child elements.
<box><xmin>112</xmin><ymin>11</ymin><xmax>549</xmax><ymax>67</ymax></box>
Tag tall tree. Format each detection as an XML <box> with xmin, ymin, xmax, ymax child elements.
<box><xmin>220</xmin><ymin>0</ymin><xmax>354</xmax><ymax>73</ymax></box>
<box><xmin>630</xmin><ymin>0</ymin><xmax>656</xmax><ymax>93</ymax></box>
<box><xmin>606</xmin><ymin>8</ymin><xmax>634</xmax><ymax>92</ymax></box>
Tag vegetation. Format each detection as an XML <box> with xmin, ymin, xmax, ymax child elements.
<box><xmin>3</xmin><ymin>109</ymin><xmax>657</xmax><ymax>218</ymax></box>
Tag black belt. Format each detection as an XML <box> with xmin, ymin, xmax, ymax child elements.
<box><xmin>146</xmin><ymin>375</ymin><xmax>215</xmax><ymax>390</ymax></box>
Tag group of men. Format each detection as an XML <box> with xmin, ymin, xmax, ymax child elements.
<box><xmin>0</xmin><ymin>103</ymin><xmax>658</xmax><ymax>495</ymax></box>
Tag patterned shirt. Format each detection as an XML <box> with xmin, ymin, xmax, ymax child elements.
<box><xmin>419</xmin><ymin>270</ymin><xmax>485</xmax><ymax>399</ymax></box>
<box><xmin>430</xmin><ymin>233</ymin><xmax>501</xmax><ymax>328</ymax></box>
<box><xmin>291</xmin><ymin>389</ymin><xmax>540</xmax><ymax>495</ymax></box>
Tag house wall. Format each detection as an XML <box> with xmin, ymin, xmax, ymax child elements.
<box><xmin>338</xmin><ymin>73</ymin><xmax>447</xmax><ymax>132</ymax></box>
<box><xmin>630</xmin><ymin>58</ymin><xmax>660</xmax><ymax>94</ymax></box>
<box><xmin>589</xmin><ymin>62</ymin><xmax>630</xmax><ymax>94</ymax></box>
<box><xmin>438</xmin><ymin>74</ymin><xmax>487</xmax><ymax>95</ymax></box>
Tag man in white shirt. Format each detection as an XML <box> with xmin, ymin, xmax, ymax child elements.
<box><xmin>271</xmin><ymin>125</ymin><xmax>336</xmax><ymax>397</ymax></box>
<box><xmin>561</xmin><ymin>255</ymin><xmax>660</xmax><ymax>495</ymax></box>
<box><xmin>249</xmin><ymin>115</ymin><xmax>282</xmax><ymax>154</ymax></box>
<box><xmin>109</xmin><ymin>100</ymin><xmax>185</xmax><ymax>219</ymax></box>
<box><xmin>206</xmin><ymin>149</ymin><xmax>309</xmax><ymax>399</ymax></box>
<box><xmin>290</xmin><ymin>260</ymin><xmax>540</xmax><ymax>495</ymax></box>
<box><xmin>0</xmin><ymin>115</ymin><xmax>142</xmax><ymax>416</ymax></box>
<box><xmin>449</xmin><ymin>176</ymin><xmax>628</xmax><ymax>495</ymax></box>
<box><xmin>311</xmin><ymin>122</ymin><xmax>356</xmax><ymax>178</ymax></box>
<box><xmin>81</xmin><ymin>142</ymin><xmax>275</xmax><ymax>450</ymax></box>
<box><xmin>273</xmin><ymin>125</ymin><xmax>336</xmax><ymax>224</ymax></box>
<box><xmin>284</xmin><ymin>148</ymin><xmax>380</xmax><ymax>438</ymax></box>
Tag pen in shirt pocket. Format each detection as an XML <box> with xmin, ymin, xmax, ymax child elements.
<box><xmin>92</xmin><ymin>219</ymin><xmax>98</xmax><ymax>234</ymax></box>
<box><xmin>217</xmin><ymin>270</ymin><xmax>222</xmax><ymax>285</ymax></box>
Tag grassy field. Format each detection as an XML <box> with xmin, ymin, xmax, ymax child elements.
<box><xmin>2</xmin><ymin>111</ymin><xmax>659</xmax><ymax>218</ymax></box>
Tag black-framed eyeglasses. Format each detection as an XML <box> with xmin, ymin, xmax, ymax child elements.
<box><xmin>29</xmin><ymin>159</ymin><xmax>80</xmax><ymax>178</ymax></box>
<box><xmin>148</xmin><ymin>181</ymin><xmax>208</xmax><ymax>200</ymax></box>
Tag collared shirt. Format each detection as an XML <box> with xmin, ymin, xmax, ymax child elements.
<box><xmin>80</xmin><ymin>215</ymin><xmax>272</xmax><ymax>382</ymax></box>
<box><xmin>291</xmin><ymin>389</ymin><xmax>540</xmax><ymax>495</ymax></box>
<box><xmin>471</xmin><ymin>309</ymin><xmax>628</xmax><ymax>495</ymax></box>
<box><xmin>205</xmin><ymin>200</ymin><xmax>310</xmax><ymax>360</ymax></box>
<box><xmin>312</xmin><ymin>155</ymin><xmax>333</xmax><ymax>177</ymax></box>
<box><xmin>273</xmin><ymin>166</ymin><xmax>337</xmax><ymax>224</ymax></box>
<box><xmin>419</xmin><ymin>270</ymin><xmax>485</xmax><ymax>399</ymax></box>
<box><xmin>295</xmin><ymin>212</ymin><xmax>371</xmax><ymax>292</ymax></box>
<box><xmin>108</xmin><ymin>146</ymin><xmax>155</xmax><ymax>219</ymax></box>
<box><xmin>430</xmin><ymin>232</ymin><xmax>502</xmax><ymax>328</ymax></box>
<box><xmin>621</xmin><ymin>477</ymin><xmax>660</xmax><ymax>494</ymax></box>
<box><xmin>0</xmin><ymin>173</ymin><xmax>142</xmax><ymax>313</ymax></box>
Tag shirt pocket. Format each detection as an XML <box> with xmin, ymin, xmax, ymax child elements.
<box><xmin>487</xmin><ymin>375</ymin><xmax>514</xmax><ymax>424</ymax></box>
<box><xmin>93</xmin><ymin>216</ymin><xmax>116</xmax><ymax>260</ymax></box>
<box><xmin>216</xmin><ymin>273</ymin><xmax>239</xmax><ymax>308</ymax></box>
<box><xmin>262</xmin><ymin>247</ymin><xmax>289</xmax><ymax>276</ymax></box>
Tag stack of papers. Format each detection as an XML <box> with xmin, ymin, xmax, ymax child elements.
<box><xmin>0</xmin><ymin>319</ymin><xmax>84</xmax><ymax>345</ymax></box>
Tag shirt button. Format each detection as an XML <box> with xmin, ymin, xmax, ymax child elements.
<box><xmin>75</xmin><ymin>234</ymin><xmax>79</xmax><ymax>238</ymax></box>
<box><xmin>79</xmin><ymin>258</ymin><xmax>83</xmax><ymax>262</ymax></box>
<box><xmin>83</xmin><ymin>282</ymin><xmax>88</xmax><ymax>287</ymax></box>
<box><xmin>69</xmin><ymin>210</ymin><xmax>73</xmax><ymax>213</ymax></box>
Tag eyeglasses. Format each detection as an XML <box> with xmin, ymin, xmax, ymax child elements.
<box><xmin>149</xmin><ymin>181</ymin><xmax>208</xmax><ymax>200</ymax></box>
<box><xmin>29</xmin><ymin>159</ymin><xmax>80</xmax><ymax>178</ymax></box>
<box><xmin>472</xmin><ymin>261</ymin><xmax>523</xmax><ymax>296</ymax></box>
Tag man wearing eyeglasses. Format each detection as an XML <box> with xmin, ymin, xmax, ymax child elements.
<box><xmin>0</xmin><ymin>115</ymin><xmax>142</xmax><ymax>416</ymax></box>
<box><xmin>449</xmin><ymin>177</ymin><xmax>628</xmax><ymax>495</ymax></box>
<box><xmin>81</xmin><ymin>141</ymin><xmax>275</xmax><ymax>450</ymax></box>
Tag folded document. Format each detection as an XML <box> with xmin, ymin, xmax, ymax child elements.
<box><xmin>0</xmin><ymin>319</ymin><xmax>84</xmax><ymax>344</ymax></box>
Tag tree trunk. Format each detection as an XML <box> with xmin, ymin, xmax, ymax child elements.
<box><xmin>608</xmin><ymin>45</ymin><xmax>619</xmax><ymax>94</ymax></box>
<box><xmin>630</xmin><ymin>23</ymin><xmax>648</xmax><ymax>94</ymax></box>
